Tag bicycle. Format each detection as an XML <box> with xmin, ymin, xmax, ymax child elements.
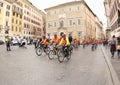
<box><xmin>36</xmin><ymin>43</ymin><xmax>50</xmax><ymax>56</ymax></box>
<box><xmin>57</xmin><ymin>45</ymin><xmax>72</xmax><ymax>63</ymax></box>
<box><xmin>48</xmin><ymin>43</ymin><xmax>58</xmax><ymax>60</ymax></box>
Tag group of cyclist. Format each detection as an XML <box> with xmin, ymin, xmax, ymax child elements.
<box><xmin>34</xmin><ymin>32</ymin><xmax>80</xmax><ymax>57</ymax></box>
<box><xmin>34</xmin><ymin>32</ymin><xmax>107</xmax><ymax>53</ymax></box>
<box><xmin>35</xmin><ymin>32</ymin><xmax>79</xmax><ymax>48</ymax></box>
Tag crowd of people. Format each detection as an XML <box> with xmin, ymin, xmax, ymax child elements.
<box><xmin>33</xmin><ymin>32</ymin><xmax>80</xmax><ymax>50</ymax></box>
<box><xmin>4</xmin><ymin>33</ymin><xmax>120</xmax><ymax>59</ymax></box>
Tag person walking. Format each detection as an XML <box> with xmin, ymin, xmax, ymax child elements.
<box><xmin>5</xmin><ymin>36</ymin><xmax>11</xmax><ymax>51</ymax></box>
<box><xmin>110</xmin><ymin>35</ymin><xmax>116</xmax><ymax>57</ymax></box>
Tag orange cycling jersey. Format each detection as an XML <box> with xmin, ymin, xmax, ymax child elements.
<box><xmin>41</xmin><ymin>38</ymin><xmax>48</xmax><ymax>45</ymax></box>
<box><xmin>51</xmin><ymin>37</ymin><xmax>59</xmax><ymax>44</ymax></box>
<box><xmin>58</xmin><ymin>37</ymin><xmax>62</xmax><ymax>44</ymax></box>
<box><xmin>74</xmin><ymin>39</ymin><xmax>78</xmax><ymax>44</ymax></box>
<box><xmin>44</xmin><ymin>41</ymin><xmax>49</xmax><ymax>46</ymax></box>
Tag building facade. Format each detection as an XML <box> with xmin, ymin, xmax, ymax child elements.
<box><xmin>0</xmin><ymin>0</ymin><xmax>12</xmax><ymax>40</ymax></box>
<box><xmin>104</xmin><ymin>0</ymin><xmax>120</xmax><ymax>38</ymax></box>
<box><xmin>22</xmin><ymin>0</ymin><xmax>43</xmax><ymax>38</ymax></box>
<box><xmin>0</xmin><ymin>0</ymin><xmax>44</xmax><ymax>41</ymax></box>
<box><xmin>95</xmin><ymin>16</ymin><xmax>104</xmax><ymax>40</ymax></box>
<box><xmin>9</xmin><ymin>0</ymin><xmax>23</xmax><ymax>37</ymax></box>
<box><xmin>41</xmin><ymin>11</ymin><xmax>46</xmax><ymax>35</ymax></box>
<box><xmin>45</xmin><ymin>0</ymin><xmax>102</xmax><ymax>41</ymax></box>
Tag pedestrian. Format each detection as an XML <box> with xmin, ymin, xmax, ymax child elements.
<box><xmin>110</xmin><ymin>35</ymin><xmax>116</xmax><ymax>57</ymax></box>
<box><xmin>33</xmin><ymin>38</ymin><xmax>37</xmax><ymax>48</ymax></box>
<box><xmin>68</xmin><ymin>34</ymin><xmax>73</xmax><ymax>44</ymax></box>
<box><xmin>5</xmin><ymin>36</ymin><xmax>11</xmax><ymax>51</ymax></box>
<box><xmin>116</xmin><ymin>36</ymin><xmax>120</xmax><ymax>57</ymax></box>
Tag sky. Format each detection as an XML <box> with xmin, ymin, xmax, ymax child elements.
<box><xmin>28</xmin><ymin>0</ymin><xmax>107</xmax><ymax>29</ymax></box>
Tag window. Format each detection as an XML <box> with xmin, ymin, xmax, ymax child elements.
<box><xmin>77</xmin><ymin>6</ymin><xmax>80</xmax><ymax>11</ymax></box>
<box><xmin>20</xmin><ymin>15</ymin><xmax>22</xmax><ymax>19</ymax></box>
<box><xmin>69</xmin><ymin>20</ymin><xmax>72</xmax><ymax>26</ymax></box>
<box><xmin>54</xmin><ymin>22</ymin><xmax>56</xmax><ymax>27</ymax></box>
<box><xmin>27</xmin><ymin>24</ymin><xmax>28</xmax><ymax>28</ymax></box>
<box><xmin>12</xmin><ymin>18</ymin><xmax>14</xmax><ymax>23</ymax></box>
<box><xmin>47</xmin><ymin>12</ymin><xmax>50</xmax><ymax>16</ymax></box>
<box><xmin>7</xmin><ymin>5</ymin><xmax>10</xmax><ymax>10</ymax></box>
<box><xmin>60</xmin><ymin>21</ymin><xmax>64</xmax><ymax>27</ymax></box>
<box><xmin>69</xmin><ymin>8</ymin><xmax>71</xmax><ymax>12</ymax></box>
<box><xmin>6</xmin><ymin>11</ymin><xmax>10</xmax><ymax>16</ymax></box>
<box><xmin>0</xmin><ymin>9</ymin><xmax>1</xmax><ymax>13</ymax></box>
<box><xmin>48</xmin><ymin>23</ymin><xmax>50</xmax><ymax>28</ymax></box>
<box><xmin>0</xmin><ymin>2</ymin><xmax>3</xmax><ymax>7</ymax></box>
<box><xmin>78</xmin><ymin>19</ymin><xmax>81</xmax><ymax>25</ymax></box>
<box><xmin>24</xmin><ymin>23</ymin><xmax>26</xmax><ymax>28</ymax></box>
<box><xmin>6</xmin><ymin>21</ymin><xmax>8</xmax><ymax>26</ymax></box>
<box><xmin>13</xmin><ymin>12</ymin><xmax>15</xmax><ymax>16</ymax></box>
<box><xmin>19</xmin><ymin>28</ymin><xmax>21</xmax><ymax>32</ymax></box>
<box><xmin>54</xmin><ymin>11</ymin><xmax>56</xmax><ymax>15</ymax></box>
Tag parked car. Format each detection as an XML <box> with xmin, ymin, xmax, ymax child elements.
<box><xmin>0</xmin><ymin>40</ymin><xmax>4</xmax><ymax>45</ymax></box>
<box><xmin>11</xmin><ymin>39</ymin><xmax>18</xmax><ymax>45</ymax></box>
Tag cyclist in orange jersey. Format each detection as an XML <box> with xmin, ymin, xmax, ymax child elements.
<box><xmin>41</xmin><ymin>36</ymin><xmax>49</xmax><ymax>47</ymax></box>
<box><xmin>74</xmin><ymin>38</ymin><xmax>79</xmax><ymax>48</ymax></box>
<box><xmin>51</xmin><ymin>34</ymin><xmax>59</xmax><ymax>44</ymax></box>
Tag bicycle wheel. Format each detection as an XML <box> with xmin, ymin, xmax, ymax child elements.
<box><xmin>70</xmin><ymin>45</ymin><xmax>73</xmax><ymax>53</ymax></box>
<box><xmin>36</xmin><ymin>47</ymin><xmax>43</xmax><ymax>56</ymax></box>
<box><xmin>48</xmin><ymin>50</ymin><xmax>55</xmax><ymax>60</ymax></box>
<box><xmin>67</xmin><ymin>50</ymin><xmax>71</xmax><ymax>60</ymax></box>
<box><xmin>57</xmin><ymin>49</ymin><xmax>64</xmax><ymax>63</ymax></box>
<box><xmin>45</xmin><ymin>47</ymin><xmax>50</xmax><ymax>55</ymax></box>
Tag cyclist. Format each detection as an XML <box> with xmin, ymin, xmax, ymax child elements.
<box><xmin>82</xmin><ymin>40</ymin><xmax>86</xmax><ymax>48</ymax></box>
<box><xmin>51</xmin><ymin>34</ymin><xmax>59</xmax><ymax>45</ymax></box>
<box><xmin>41</xmin><ymin>36</ymin><xmax>49</xmax><ymax>48</ymax></box>
<box><xmin>73</xmin><ymin>38</ymin><xmax>79</xmax><ymax>48</ymax></box>
<box><xmin>59</xmin><ymin>33</ymin><xmax>70</xmax><ymax>57</ymax></box>
<box><xmin>58</xmin><ymin>32</ymin><xmax>64</xmax><ymax>44</ymax></box>
<box><xmin>91</xmin><ymin>39</ymin><xmax>96</xmax><ymax>51</ymax></box>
